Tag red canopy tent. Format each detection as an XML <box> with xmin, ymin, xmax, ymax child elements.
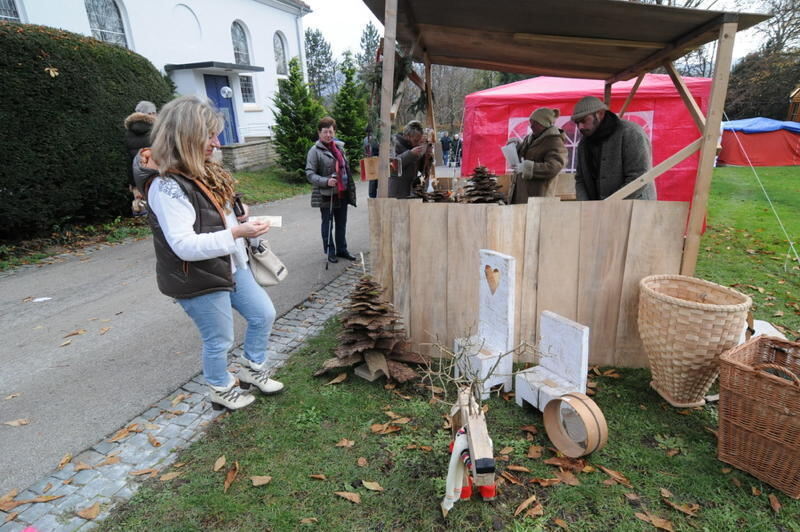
<box><xmin>461</xmin><ymin>73</ymin><xmax>712</xmax><ymax>202</ymax></box>
<box><xmin>718</xmin><ymin>118</ymin><xmax>800</xmax><ymax>166</ymax></box>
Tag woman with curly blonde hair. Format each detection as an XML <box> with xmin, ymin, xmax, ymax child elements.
<box><xmin>133</xmin><ymin>95</ymin><xmax>284</xmax><ymax>411</ymax></box>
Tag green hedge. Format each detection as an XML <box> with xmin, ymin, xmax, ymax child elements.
<box><xmin>0</xmin><ymin>22</ymin><xmax>174</xmax><ymax>240</ymax></box>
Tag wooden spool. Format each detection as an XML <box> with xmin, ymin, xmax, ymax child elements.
<box><xmin>543</xmin><ymin>392</ymin><xmax>608</xmax><ymax>458</ymax></box>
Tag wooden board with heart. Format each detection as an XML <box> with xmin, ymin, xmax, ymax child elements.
<box><xmin>478</xmin><ymin>249</ymin><xmax>516</xmax><ymax>355</ymax></box>
<box><xmin>484</xmin><ymin>265</ymin><xmax>501</xmax><ymax>295</ymax></box>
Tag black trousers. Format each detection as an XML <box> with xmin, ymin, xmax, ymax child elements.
<box><xmin>320</xmin><ymin>202</ymin><xmax>348</xmax><ymax>256</ymax></box>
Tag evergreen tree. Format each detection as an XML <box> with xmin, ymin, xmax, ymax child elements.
<box><xmin>356</xmin><ymin>22</ymin><xmax>381</xmax><ymax>79</ymax></box>
<box><xmin>271</xmin><ymin>57</ymin><xmax>326</xmax><ymax>183</ymax></box>
<box><xmin>333</xmin><ymin>54</ymin><xmax>368</xmax><ymax>172</ymax></box>
<box><xmin>305</xmin><ymin>28</ymin><xmax>336</xmax><ymax>101</ymax></box>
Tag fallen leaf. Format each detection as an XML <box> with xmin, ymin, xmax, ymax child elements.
<box><xmin>251</xmin><ymin>476</ymin><xmax>272</xmax><ymax>486</ymax></box>
<box><xmin>73</xmin><ymin>462</ymin><xmax>92</xmax><ymax>472</ymax></box>
<box><xmin>42</xmin><ymin>483</ymin><xmax>52</xmax><ymax>494</ymax></box>
<box><xmin>148</xmin><ymin>433</ymin><xmax>161</xmax><ymax>448</ymax></box>
<box><xmin>63</xmin><ymin>329</ymin><xmax>86</xmax><ymax>338</ymax></box>
<box><xmin>300</xmin><ymin>517</ymin><xmax>318</xmax><ymax>524</ymax></box>
<box><xmin>4</xmin><ymin>512</ymin><xmax>18</xmax><ymax>523</ymax></box>
<box><xmin>370</xmin><ymin>423</ymin><xmax>402</xmax><ymax>435</ymax></box>
<box><xmin>482</xmin><ymin>404</ymin><xmax>489</xmax><ymax>413</ymax></box>
<box><xmin>0</xmin><ymin>490</ymin><xmax>18</xmax><ymax>504</ymax></box>
<box><xmin>650</xmin><ymin>515</ymin><xmax>675</xmax><ymax>531</ymax></box>
<box><xmin>171</xmin><ymin>394</ymin><xmax>188</xmax><ymax>406</ymax></box>
<box><xmin>598</xmin><ymin>465</ymin><xmax>633</xmax><ymax>488</ymax></box>
<box><xmin>392</xmin><ymin>417</ymin><xmax>412</xmax><ymax>424</ymax></box>
<box><xmin>769</xmin><ymin>493</ymin><xmax>781</xmax><ymax>513</ymax></box>
<box><xmin>660</xmin><ymin>487</ymin><xmax>673</xmax><ymax>498</ymax></box>
<box><xmin>520</xmin><ymin>425</ymin><xmax>538</xmax><ymax>435</ymax></box>
<box><xmin>3</xmin><ymin>419</ymin><xmax>30</xmax><ymax>427</ymax></box>
<box><xmin>160</xmin><ymin>471</ymin><xmax>182</xmax><ymax>482</ymax></box>
<box><xmin>721</xmin><ymin>467</ymin><xmax>732</xmax><ymax>474</ymax></box>
<box><xmin>553</xmin><ymin>518</ymin><xmax>569</xmax><ymax>529</ymax></box>
<box><xmin>635</xmin><ymin>512</ymin><xmax>651</xmax><ymax>524</ymax></box>
<box><xmin>501</xmin><ymin>471</ymin><xmax>523</xmax><ymax>485</ymax></box>
<box><xmin>223</xmin><ymin>461</ymin><xmax>240</xmax><ymax>493</ymax></box>
<box><xmin>357</xmin><ymin>457</ymin><xmax>368</xmax><ymax>467</ymax></box>
<box><xmin>335</xmin><ymin>491</ymin><xmax>361</xmax><ymax>504</ymax></box>
<box><xmin>499</xmin><ymin>446</ymin><xmax>514</xmax><ymax>455</ymax></box>
<box><xmin>774</xmin><ymin>311</ymin><xmax>785</xmax><ymax>317</ymax></box>
<box><xmin>625</xmin><ymin>492</ymin><xmax>640</xmax><ymax>501</ymax></box>
<box><xmin>666</xmin><ymin>449</ymin><xmax>680</xmax><ymax>457</ymax></box>
<box><xmin>502</xmin><ymin>392</ymin><xmax>514</xmax><ymax>401</ymax></box>
<box><xmin>0</xmin><ymin>495</ymin><xmax>64</xmax><ymax>512</ymax></box>
<box><xmin>57</xmin><ymin>454</ymin><xmax>72</xmax><ymax>470</ymax></box>
<box><xmin>752</xmin><ymin>486</ymin><xmax>762</xmax><ymax>496</ymax></box>
<box><xmin>507</xmin><ymin>465</ymin><xmax>531</xmax><ymax>473</ymax></box>
<box><xmin>362</xmin><ymin>480</ymin><xmax>384</xmax><ymax>492</ymax></box>
<box><xmin>555</xmin><ymin>470</ymin><xmax>581</xmax><ymax>486</ymax></box>
<box><xmin>144</xmin><ymin>423</ymin><xmax>160</xmax><ymax>430</ymax></box>
<box><xmin>75</xmin><ymin>502</ymin><xmax>100</xmax><ymax>520</ymax></box>
<box><xmin>663</xmin><ymin>499</ymin><xmax>700</xmax><ymax>517</ymax></box>
<box><xmin>495</xmin><ymin>455</ymin><xmax>510</xmax><ymax>462</ymax></box>
<box><xmin>544</xmin><ymin>457</ymin><xmax>586</xmax><ymax>472</ymax></box>
<box><xmin>676</xmin><ymin>409</ymin><xmax>693</xmax><ymax>416</ymax></box>
<box><xmin>310</xmin><ymin>474</ymin><xmax>327</xmax><ymax>480</ymax></box>
<box><xmin>108</xmin><ymin>427</ymin><xmax>131</xmax><ymax>443</ymax></box>
<box><xmin>582</xmin><ymin>465</ymin><xmax>596</xmax><ymax>473</ymax></box>
<box><xmin>530</xmin><ymin>477</ymin><xmax>561</xmax><ymax>487</ymax></box>
<box><xmin>514</xmin><ymin>494</ymin><xmax>537</xmax><ymax>516</ymax></box>
<box><xmin>96</xmin><ymin>455</ymin><xmax>120</xmax><ymax>468</ymax></box>
<box><xmin>419</xmin><ymin>445</ymin><xmax>433</xmax><ymax>452</ymax></box>
<box><xmin>325</xmin><ymin>373</ymin><xmax>348</xmax><ymax>385</ymax></box>
<box><xmin>213</xmin><ymin>455</ymin><xmax>226</xmax><ymax>472</ymax></box>
<box><xmin>335</xmin><ymin>438</ymin><xmax>355</xmax><ymax>448</ymax></box>
<box><xmin>3</xmin><ymin>393</ymin><xmax>20</xmax><ymax>400</ymax></box>
<box><xmin>384</xmin><ymin>411</ymin><xmax>400</xmax><ymax>419</ymax></box>
<box><xmin>392</xmin><ymin>390</ymin><xmax>412</xmax><ymax>400</ymax></box>
<box><xmin>525</xmin><ymin>503</ymin><xmax>544</xmax><ymax>517</ymax></box>
<box><xmin>384</xmin><ymin>383</ymin><xmax>396</xmax><ymax>390</ymax></box>
<box><xmin>731</xmin><ymin>477</ymin><xmax>742</xmax><ymax>488</ymax></box>
<box><xmin>129</xmin><ymin>468</ymin><xmax>159</xmax><ymax>477</ymax></box>
<box><xmin>527</xmin><ymin>445</ymin><xmax>543</xmax><ymax>459</ymax></box>
<box><xmin>99</xmin><ymin>326</ymin><xmax>112</xmax><ymax>335</ymax></box>
<box><xmin>603</xmin><ymin>478</ymin><xmax>618</xmax><ymax>486</ymax></box>
<box><xmin>63</xmin><ymin>479</ymin><xmax>73</xmax><ymax>485</ymax></box>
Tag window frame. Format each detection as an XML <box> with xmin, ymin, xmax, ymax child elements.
<box><xmin>239</xmin><ymin>74</ymin><xmax>256</xmax><ymax>104</ymax></box>
<box><xmin>84</xmin><ymin>0</ymin><xmax>128</xmax><ymax>48</ymax></box>
<box><xmin>231</xmin><ymin>21</ymin><xmax>251</xmax><ymax>66</ymax></box>
<box><xmin>0</xmin><ymin>0</ymin><xmax>21</xmax><ymax>22</ymax></box>
<box><xmin>273</xmin><ymin>31</ymin><xmax>288</xmax><ymax>77</ymax></box>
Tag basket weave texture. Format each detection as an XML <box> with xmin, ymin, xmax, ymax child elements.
<box><xmin>638</xmin><ymin>275</ymin><xmax>751</xmax><ymax>407</ymax></box>
<box><xmin>718</xmin><ymin>336</ymin><xmax>800</xmax><ymax>498</ymax></box>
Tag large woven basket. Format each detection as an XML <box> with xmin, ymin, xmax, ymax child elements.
<box><xmin>718</xmin><ymin>336</ymin><xmax>800</xmax><ymax>498</ymax></box>
<box><xmin>638</xmin><ymin>275</ymin><xmax>751</xmax><ymax>407</ymax></box>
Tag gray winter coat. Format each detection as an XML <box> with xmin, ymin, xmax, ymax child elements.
<box><xmin>306</xmin><ymin>139</ymin><xmax>357</xmax><ymax>208</ymax></box>
<box><xmin>574</xmin><ymin>119</ymin><xmax>657</xmax><ymax>201</ymax></box>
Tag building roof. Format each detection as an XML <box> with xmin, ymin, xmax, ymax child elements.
<box><xmin>361</xmin><ymin>0</ymin><xmax>769</xmax><ymax>82</ymax></box>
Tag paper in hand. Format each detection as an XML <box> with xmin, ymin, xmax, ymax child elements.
<box><xmin>250</xmin><ymin>215</ymin><xmax>282</xmax><ymax>228</ymax></box>
<box><xmin>501</xmin><ymin>143</ymin><xmax>521</xmax><ymax>169</ymax></box>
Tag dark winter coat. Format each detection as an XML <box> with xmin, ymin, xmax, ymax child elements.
<box><xmin>306</xmin><ymin>139</ymin><xmax>357</xmax><ymax>209</ymax></box>
<box><xmin>133</xmin><ymin>150</ymin><xmax>233</xmax><ymax>299</ymax></box>
<box><xmin>390</xmin><ymin>134</ymin><xmax>423</xmax><ymax>199</ymax></box>
<box><xmin>574</xmin><ymin>115</ymin><xmax>656</xmax><ymax>201</ymax></box>
<box><xmin>124</xmin><ymin>112</ymin><xmax>155</xmax><ymax>186</ymax></box>
<box><xmin>508</xmin><ymin>125</ymin><xmax>568</xmax><ymax>203</ymax></box>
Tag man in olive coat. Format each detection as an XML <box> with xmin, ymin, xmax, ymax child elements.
<box><xmin>572</xmin><ymin>96</ymin><xmax>656</xmax><ymax>201</ymax></box>
<box><xmin>507</xmin><ymin>107</ymin><xmax>568</xmax><ymax>203</ymax></box>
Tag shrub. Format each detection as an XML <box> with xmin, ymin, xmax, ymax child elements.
<box><xmin>332</xmin><ymin>55</ymin><xmax>368</xmax><ymax>172</ymax></box>
<box><xmin>0</xmin><ymin>22</ymin><xmax>174</xmax><ymax>240</ymax></box>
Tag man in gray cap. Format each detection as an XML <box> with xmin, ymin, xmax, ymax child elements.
<box><xmin>571</xmin><ymin>96</ymin><xmax>656</xmax><ymax>201</ymax></box>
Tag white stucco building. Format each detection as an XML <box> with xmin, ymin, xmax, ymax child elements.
<box><xmin>1</xmin><ymin>0</ymin><xmax>310</xmax><ymax>147</ymax></box>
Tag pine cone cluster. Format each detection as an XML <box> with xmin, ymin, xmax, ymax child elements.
<box><xmin>413</xmin><ymin>180</ymin><xmax>452</xmax><ymax>203</ymax></box>
<box><xmin>315</xmin><ymin>276</ymin><xmax>428</xmax><ymax>382</ymax></box>
<box><xmin>459</xmin><ymin>166</ymin><xmax>505</xmax><ymax>204</ymax></box>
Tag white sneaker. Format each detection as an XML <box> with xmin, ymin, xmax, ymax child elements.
<box><xmin>208</xmin><ymin>382</ymin><xmax>255</xmax><ymax>411</ymax></box>
<box><xmin>238</xmin><ymin>359</ymin><xmax>285</xmax><ymax>395</ymax></box>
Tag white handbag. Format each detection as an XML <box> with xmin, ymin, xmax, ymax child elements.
<box><xmin>248</xmin><ymin>239</ymin><xmax>287</xmax><ymax>287</ymax></box>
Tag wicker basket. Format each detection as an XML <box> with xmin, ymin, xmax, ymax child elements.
<box><xmin>718</xmin><ymin>336</ymin><xmax>800</xmax><ymax>498</ymax></box>
<box><xmin>638</xmin><ymin>275</ymin><xmax>751</xmax><ymax>407</ymax></box>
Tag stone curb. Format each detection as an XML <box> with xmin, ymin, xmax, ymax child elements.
<box><xmin>0</xmin><ymin>262</ymin><xmax>367</xmax><ymax>532</ymax></box>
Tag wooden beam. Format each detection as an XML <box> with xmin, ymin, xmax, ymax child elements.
<box><xmin>664</xmin><ymin>61</ymin><xmax>706</xmax><ymax>132</ymax></box>
<box><xmin>424</xmin><ymin>52</ymin><xmax>437</xmax><ymax>181</ymax></box>
<box><xmin>377</xmin><ymin>0</ymin><xmax>398</xmax><ymax>198</ymax></box>
<box><xmin>604</xmin><ymin>82</ymin><xmax>612</xmax><ymax>106</ymax></box>
<box><xmin>430</xmin><ymin>55</ymin><xmax>609</xmax><ymax>80</ymax></box>
<box><xmin>407</xmin><ymin>70</ymin><xmax>425</xmax><ymax>91</ymax></box>
<box><xmin>618</xmin><ymin>73</ymin><xmax>644</xmax><ymax>116</ymax></box>
<box><xmin>681</xmin><ymin>21</ymin><xmax>737</xmax><ymax>276</ymax></box>
<box><xmin>513</xmin><ymin>32</ymin><xmax>663</xmax><ymax>49</ymax></box>
<box><xmin>605</xmin><ymin>138</ymin><xmax>702</xmax><ymax>200</ymax></box>
<box><xmin>607</xmin><ymin>13</ymin><xmax>736</xmax><ymax>83</ymax></box>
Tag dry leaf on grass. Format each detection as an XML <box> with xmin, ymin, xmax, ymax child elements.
<box><xmin>520</xmin><ymin>425</ymin><xmax>538</xmax><ymax>435</ymax></box>
<box><xmin>635</xmin><ymin>511</ymin><xmax>675</xmax><ymax>531</ymax></box>
<box><xmin>598</xmin><ymin>465</ymin><xmax>632</xmax><ymax>487</ymax></box>
<box><xmin>75</xmin><ymin>502</ymin><xmax>100</xmax><ymax>520</ymax></box>
<box><xmin>251</xmin><ymin>476</ymin><xmax>272</xmax><ymax>487</ymax></box>
<box><xmin>357</xmin><ymin>457</ymin><xmax>368</xmax><ymax>467</ymax></box>
<box><xmin>663</xmin><ymin>499</ymin><xmax>700</xmax><ymax>517</ymax></box>
<box><xmin>555</xmin><ymin>470</ymin><xmax>581</xmax><ymax>486</ymax></box>
<box><xmin>310</xmin><ymin>474</ymin><xmax>327</xmax><ymax>480</ymax></box>
<box><xmin>624</xmin><ymin>492</ymin><xmax>640</xmax><ymax>501</ymax></box>
<box><xmin>731</xmin><ymin>477</ymin><xmax>742</xmax><ymax>488</ymax></box>
<box><xmin>57</xmin><ymin>454</ymin><xmax>72</xmax><ymax>470</ymax></box>
<box><xmin>213</xmin><ymin>455</ymin><xmax>226</xmax><ymax>472</ymax></box>
<box><xmin>553</xmin><ymin>517</ymin><xmax>569</xmax><ymax>529</ymax></box>
<box><xmin>527</xmin><ymin>445</ymin><xmax>543</xmax><ymax>459</ymax></box>
<box><xmin>370</xmin><ymin>423</ymin><xmax>402</xmax><ymax>435</ymax></box>
<box><xmin>502</xmin><ymin>392</ymin><xmax>514</xmax><ymax>401</ymax></box>
<box><xmin>514</xmin><ymin>494</ymin><xmax>537</xmax><ymax>516</ymax></box>
<box><xmin>720</xmin><ymin>467</ymin><xmax>732</xmax><ymax>474</ymax></box>
<box><xmin>362</xmin><ymin>481</ymin><xmax>384</xmax><ymax>492</ymax></box>
<box><xmin>499</xmin><ymin>446</ymin><xmax>514</xmax><ymax>455</ymax></box>
<box><xmin>129</xmin><ymin>468</ymin><xmax>159</xmax><ymax>477</ymax></box>
<box><xmin>752</xmin><ymin>486</ymin><xmax>762</xmax><ymax>496</ymax></box>
<box><xmin>769</xmin><ymin>494</ymin><xmax>781</xmax><ymax>513</ymax></box>
<box><xmin>335</xmin><ymin>491</ymin><xmax>361</xmax><ymax>504</ymax></box>
<box><xmin>501</xmin><ymin>471</ymin><xmax>523</xmax><ymax>485</ymax></box>
<box><xmin>530</xmin><ymin>477</ymin><xmax>561</xmax><ymax>487</ymax></box>
<box><xmin>325</xmin><ymin>373</ymin><xmax>348</xmax><ymax>385</ymax></box>
<box><xmin>660</xmin><ymin>487</ymin><xmax>673</xmax><ymax>498</ymax></box>
<box><xmin>391</xmin><ymin>417</ymin><xmax>412</xmax><ymax>424</ymax></box>
<box><xmin>3</xmin><ymin>419</ymin><xmax>30</xmax><ymax>427</ymax></box>
<box><xmin>160</xmin><ymin>472</ymin><xmax>182</xmax><ymax>481</ymax></box>
<box><xmin>148</xmin><ymin>433</ymin><xmax>161</xmax><ymax>448</ymax></box>
<box><xmin>603</xmin><ymin>478</ymin><xmax>618</xmax><ymax>486</ymax></box>
<box><xmin>223</xmin><ymin>462</ymin><xmax>240</xmax><ymax>493</ymax></box>
<box><xmin>384</xmin><ymin>383</ymin><xmax>396</xmax><ymax>390</ymax></box>
<box><xmin>543</xmin><ymin>457</ymin><xmax>586</xmax><ymax>472</ymax></box>
<box><xmin>335</xmin><ymin>438</ymin><xmax>355</xmax><ymax>448</ymax></box>
<box><xmin>666</xmin><ymin>449</ymin><xmax>680</xmax><ymax>457</ymax></box>
<box><xmin>525</xmin><ymin>503</ymin><xmax>544</xmax><ymax>517</ymax></box>
<box><xmin>507</xmin><ymin>465</ymin><xmax>531</xmax><ymax>473</ymax></box>
<box><xmin>392</xmin><ymin>390</ymin><xmax>412</xmax><ymax>400</ymax></box>
<box><xmin>300</xmin><ymin>517</ymin><xmax>318</xmax><ymax>524</ymax></box>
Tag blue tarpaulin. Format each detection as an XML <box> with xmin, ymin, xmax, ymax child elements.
<box><xmin>722</xmin><ymin>117</ymin><xmax>800</xmax><ymax>134</ymax></box>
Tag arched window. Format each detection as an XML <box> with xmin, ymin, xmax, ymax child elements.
<box><xmin>0</xmin><ymin>0</ymin><xmax>21</xmax><ymax>22</ymax></box>
<box><xmin>274</xmin><ymin>32</ymin><xmax>288</xmax><ymax>76</ymax></box>
<box><xmin>84</xmin><ymin>0</ymin><xmax>128</xmax><ymax>47</ymax></box>
<box><xmin>231</xmin><ymin>21</ymin><xmax>250</xmax><ymax>65</ymax></box>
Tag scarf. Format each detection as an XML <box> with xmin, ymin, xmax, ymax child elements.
<box><xmin>324</xmin><ymin>141</ymin><xmax>347</xmax><ymax>198</ymax></box>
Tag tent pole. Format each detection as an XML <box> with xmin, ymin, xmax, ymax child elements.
<box><xmin>664</xmin><ymin>61</ymin><xmax>707</xmax><ymax>132</ymax></box>
<box><xmin>377</xmin><ymin>0</ymin><xmax>398</xmax><ymax>198</ymax></box>
<box><xmin>618</xmin><ymin>73</ymin><xmax>644</xmax><ymax>116</ymax></box>
<box><xmin>424</xmin><ymin>52</ymin><xmax>437</xmax><ymax>181</ymax></box>
<box><xmin>681</xmin><ymin>21</ymin><xmax>737</xmax><ymax>276</ymax></box>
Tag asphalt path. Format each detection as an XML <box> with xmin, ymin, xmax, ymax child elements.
<box><xmin>0</xmin><ymin>180</ymin><xmax>370</xmax><ymax>494</ymax></box>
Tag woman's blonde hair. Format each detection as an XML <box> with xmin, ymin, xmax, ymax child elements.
<box><xmin>150</xmin><ymin>96</ymin><xmax>236</xmax><ymax>210</ymax></box>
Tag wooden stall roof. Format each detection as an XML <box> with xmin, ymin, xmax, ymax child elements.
<box><xmin>362</xmin><ymin>0</ymin><xmax>768</xmax><ymax>82</ymax></box>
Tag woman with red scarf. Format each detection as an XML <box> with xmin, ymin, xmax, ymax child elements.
<box><xmin>306</xmin><ymin>116</ymin><xmax>358</xmax><ymax>263</ymax></box>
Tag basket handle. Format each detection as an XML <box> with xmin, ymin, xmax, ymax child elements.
<box><xmin>753</xmin><ymin>363</ymin><xmax>800</xmax><ymax>387</ymax></box>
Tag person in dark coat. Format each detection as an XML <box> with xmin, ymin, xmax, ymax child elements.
<box><xmin>363</xmin><ymin>125</ymin><xmax>380</xmax><ymax>199</ymax></box>
<box><xmin>390</xmin><ymin>120</ymin><xmax>430</xmax><ymax>198</ymax></box>
<box><xmin>124</xmin><ymin>100</ymin><xmax>157</xmax><ymax>215</ymax></box>
<box><xmin>306</xmin><ymin>116</ymin><xmax>358</xmax><ymax>263</ymax></box>
<box><xmin>440</xmin><ymin>131</ymin><xmax>452</xmax><ymax>167</ymax></box>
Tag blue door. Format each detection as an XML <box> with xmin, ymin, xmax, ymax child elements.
<box><xmin>204</xmin><ymin>74</ymin><xmax>239</xmax><ymax>145</ymax></box>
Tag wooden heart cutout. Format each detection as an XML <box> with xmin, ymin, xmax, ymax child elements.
<box><xmin>484</xmin><ymin>265</ymin><xmax>501</xmax><ymax>295</ymax></box>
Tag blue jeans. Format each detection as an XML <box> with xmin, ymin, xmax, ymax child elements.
<box><xmin>320</xmin><ymin>202</ymin><xmax>348</xmax><ymax>256</ymax></box>
<box><xmin>177</xmin><ymin>267</ymin><xmax>276</xmax><ymax>388</ymax></box>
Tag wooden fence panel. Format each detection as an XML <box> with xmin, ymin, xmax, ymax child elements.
<box><xmin>577</xmin><ymin>201</ymin><xmax>634</xmax><ymax>367</ymax></box>
<box><xmin>615</xmin><ymin>201</ymin><xmax>689</xmax><ymax>367</ymax></box>
<box><xmin>537</xmin><ymin>202</ymin><xmax>582</xmax><ymax>330</ymax></box>
<box><xmin>368</xmin><ymin>199</ymin><xmax>394</xmax><ymax>301</ymax></box>
<box><xmin>391</xmin><ymin>200</ymin><xmax>413</xmax><ymax>330</ymax></box>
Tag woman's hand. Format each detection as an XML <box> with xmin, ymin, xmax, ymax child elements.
<box><xmin>327</xmin><ymin>177</ymin><xmax>337</xmax><ymax>187</ymax></box>
<box><xmin>231</xmin><ymin>220</ymin><xmax>270</xmax><ymax>239</ymax></box>
<box><xmin>236</xmin><ymin>202</ymin><xmax>250</xmax><ymax>223</ymax></box>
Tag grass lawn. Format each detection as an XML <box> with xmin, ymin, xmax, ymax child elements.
<box><xmin>696</xmin><ymin>166</ymin><xmax>800</xmax><ymax>338</ymax></box>
<box><xmin>234</xmin><ymin>166</ymin><xmax>311</xmax><ymax>204</ymax></box>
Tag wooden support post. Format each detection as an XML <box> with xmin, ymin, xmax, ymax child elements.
<box><xmin>377</xmin><ymin>0</ymin><xmax>398</xmax><ymax>198</ymax></box>
<box><xmin>681</xmin><ymin>21</ymin><xmax>737</xmax><ymax>276</ymax></box>
<box><xmin>664</xmin><ymin>61</ymin><xmax>706</xmax><ymax>132</ymax></box>
<box><xmin>604</xmin><ymin>82</ymin><xmax>612</xmax><ymax>106</ymax></box>
<box><xmin>618</xmin><ymin>73</ymin><xmax>644</xmax><ymax>116</ymax></box>
<box><xmin>425</xmin><ymin>52</ymin><xmax>437</xmax><ymax>182</ymax></box>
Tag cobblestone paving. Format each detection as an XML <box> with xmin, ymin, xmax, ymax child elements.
<box><xmin>0</xmin><ymin>264</ymin><xmax>364</xmax><ymax>532</ymax></box>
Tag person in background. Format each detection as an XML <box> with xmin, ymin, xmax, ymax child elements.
<box><xmin>391</xmin><ymin>120</ymin><xmax>431</xmax><ymax>198</ymax></box>
<box><xmin>306</xmin><ymin>116</ymin><xmax>358</xmax><ymax>263</ymax></box>
<box><xmin>133</xmin><ymin>96</ymin><xmax>284</xmax><ymax>411</ymax></box>
<box><xmin>451</xmin><ymin>133</ymin><xmax>463</xmax><ymax>167</ymax></box>
<box><xmin>571</xmin><ymin>96</ymin><xmax>656</xmax><ymax>200</ymax></box>
<box><xmin>506</xmin><ymin>107</ymin><xmax>568</xmax><ymax>203</ymax></box>
<box><xmin>363</xmin><ymin>125</ymin><xmax>380</xmax><ymax>199</ymax></box>
<box><xmin>440</xmin><ymin>131</ymin><xmax>452</xmax><ymax>167</ymax></box>
<box><xmin>124</xmin><ymin>100</ymin><xmax>157</xmax><ymax>215</ymax></box>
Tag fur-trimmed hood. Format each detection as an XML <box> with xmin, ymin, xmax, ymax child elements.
<box><xmin>124</xmin><ymin>112</ymin><xmax>156</xmax><ymax>134</ymax></box>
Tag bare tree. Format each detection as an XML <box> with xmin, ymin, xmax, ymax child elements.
<box><xmin>751</xmin><ymin>0</ymin><xmax>800</xmax><ymax>52</ymax></box>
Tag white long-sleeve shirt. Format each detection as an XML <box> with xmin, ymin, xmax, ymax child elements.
<box><xmin>147</xmin><ymin>176</ymin><xmax>248</xmax><ymax>272</ymax></box>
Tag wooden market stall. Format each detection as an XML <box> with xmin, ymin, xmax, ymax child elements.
<box><xmin>362</xmin><ymin>0</ymin><xmax>769</xmax><ymax>367</ymax></box>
